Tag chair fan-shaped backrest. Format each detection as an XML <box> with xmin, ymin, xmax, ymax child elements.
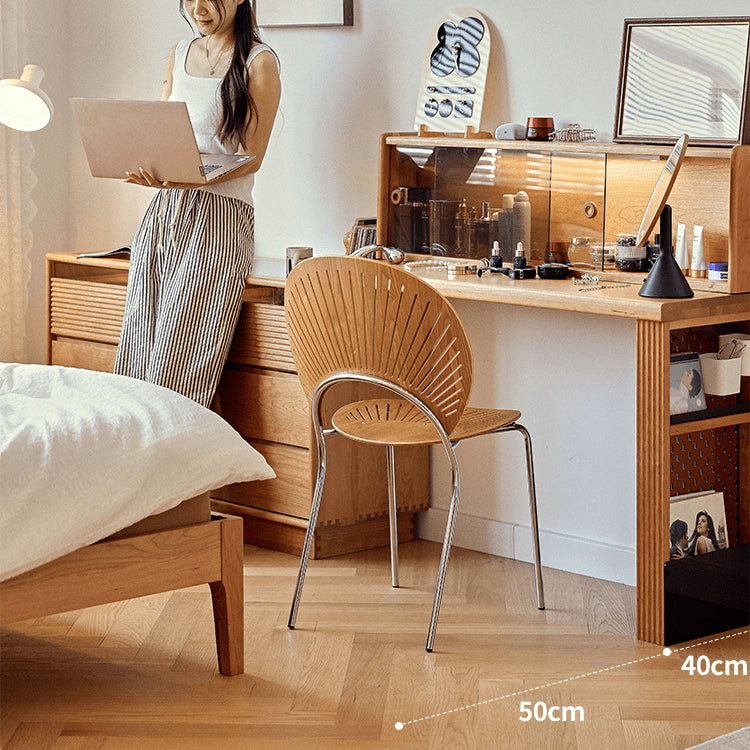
<box><xmin>285</xmin><ymin>256</ymin><xmax>473</xmax><ymax>434</ymax></box>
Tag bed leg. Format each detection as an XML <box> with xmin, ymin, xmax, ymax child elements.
<box><xmin>209</xmin><ymin>516</ymin><xmax>245</xmax><ymax>675</ymax></box>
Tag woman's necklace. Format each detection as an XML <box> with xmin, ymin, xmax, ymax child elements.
<box><xmin>204</xmin><ymin>37</ymin><xmax>228</xmax><ymax>76</ymax></box>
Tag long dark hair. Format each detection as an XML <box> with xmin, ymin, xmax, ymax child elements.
<box><xmin>180</xmin><ymin>0</ymin><xmax>263</xmax><ymax>149</ymax></box>
<box><xmin>686</xmin><ymin>510</ymin><xmax>719</xmax><ymax>556</ymax></box>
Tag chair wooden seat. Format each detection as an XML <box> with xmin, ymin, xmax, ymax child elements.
<box><xmin>332</xmin><ymin>399</ymin><xmax>522</xmax><ymax>445</ymax></box>
<box><xmin>284</xmin><ymin>255</ymin><xmax>545</xmax><ymax>652</ymax></box>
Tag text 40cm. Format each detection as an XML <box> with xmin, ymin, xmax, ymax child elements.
<box><xmin>519</xmin><ymin>701</ymin><xmax>584</xmax><ymax>722</ymax></box>
<box><xmin>681</xmin><ymin>655</ymin><xmax>748</xmax><ymax>677</ymax></box>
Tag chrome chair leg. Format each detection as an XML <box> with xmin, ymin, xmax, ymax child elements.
<box><xmin>288</xmin><ymin>433</ymin><xmax>328</xmax><ymax>630</ymax></box>
<box><xmin>425</xmin><ymin>442</ymin><xmax>461</xmax><ymax>652</ymax></box>
<box><xmin>514</xmin><ymin>424</ymin><xmax>545</xmax><ymax>610</ymax></box>
<box><xmin>386</xmin><ymin>445</ymin><xmax>399</xmax><ymax>588</ymax></box>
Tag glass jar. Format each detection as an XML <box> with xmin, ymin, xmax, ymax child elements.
<box><xmin>567</xmin><ymin>236</ymin><xmax>590</xmax><ymax>264</ymax></box>
<box><xmin>545</xmin><ymin>241</ymin><xmax>569</xmax><ymax>265</ymax></box>
<box><xmin>590</xmin><ymin>243</ymin><xmax>617</xmax><ymax>269</ymax></box>
<box><xmin>615</xmin><ymin>233</ymin><xmax>647</xmax><ymax>272</ymax></box>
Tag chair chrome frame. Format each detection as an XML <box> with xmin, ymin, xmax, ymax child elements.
<box><xmin>287</xmin><ymin>372</ymin><xmax>545</xmax><ymax>653</ymax></box>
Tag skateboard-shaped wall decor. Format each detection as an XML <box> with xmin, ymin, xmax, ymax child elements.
<box><xmin>414</xmin><ymin>8</ymin><xmax>490</xmax><ymax>136</ymax></box>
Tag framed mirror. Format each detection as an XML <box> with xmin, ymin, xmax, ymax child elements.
<box><xmin>614</xmin><ymin>17</ymin><xmax>750</xmax><ymax>146</ymax></box>
<box><xmin>253</xmin><ymin>0</ymin><xmax>353</xmax><ymax>28</ymax></box>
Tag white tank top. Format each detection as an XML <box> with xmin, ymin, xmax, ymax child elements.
<box><xmin>169</xmin><ymin>38</ymin><xmax>278</xmax><ymax>205</ymax></box>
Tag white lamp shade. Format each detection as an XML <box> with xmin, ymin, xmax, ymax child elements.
<box><xmin>0</xmin><ymin>64</ymin><xmax>53</xmax><ymax>132</ymax></box>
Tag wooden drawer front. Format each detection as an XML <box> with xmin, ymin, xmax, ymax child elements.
<box><xmin>227</xmin><ymin>301</ymin><xmax>296</xmax><ymax>372</ymax></box>
<box><xmin>214</xmin><ymin>441</ymin><xmax>312</xmax><ymax>519</ymax></box>
<box><xmin>51</xmin><ymin>338</ymin><xmax>117</xmax><ymax>373</ymax></box>
<box><xmin>215</xmin><ymin>367</ymin><xmax>310</xmax><ymax>448</ymax></box>
<box><xmin>50</xmin><ymin>278</ymin><xmax>126</xmax><ymax>345</ymax></box>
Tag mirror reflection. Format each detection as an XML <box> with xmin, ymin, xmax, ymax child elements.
<box><xmin>616</xmin><ymin>19</ymin><xmax>750</xmax><ymax>145</ymax></box>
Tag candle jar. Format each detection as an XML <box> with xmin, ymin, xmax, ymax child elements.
<box><xmin>526</xmin><ymin>117</ymin><xmax>554</xmax><ymax>141</ymax></box>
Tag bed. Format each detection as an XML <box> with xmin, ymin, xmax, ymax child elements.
<box><xmin>0</xmin><ymin>363</ymin><xmax>275</xmax><ymax>675</ymax></box>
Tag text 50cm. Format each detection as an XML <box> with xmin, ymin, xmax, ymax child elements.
<box><xmin>519</xmin><ymin>701</ymin><xmax>584</xmax><ymax>722</ymax></box>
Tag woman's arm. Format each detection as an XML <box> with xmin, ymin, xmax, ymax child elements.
<box><xmin>239</xmin><ymin>49</ymin><xmax>282</xmax><ymax>172</ymax></box>
<box><xmin>161</xmin><ymin>45</ymin><xmax>176</xmax><ymax>101</ymax></box>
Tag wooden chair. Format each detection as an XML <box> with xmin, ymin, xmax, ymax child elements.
<box><xmin>284</xmin><ymin>256</ymin><xmax>545</xmax><ymax>651</ymax></box>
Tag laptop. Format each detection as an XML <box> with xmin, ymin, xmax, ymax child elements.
<box><xmin>70</xmin><ymin>98</ymin><xmax>254</xmax><ymax>184</ymax></box>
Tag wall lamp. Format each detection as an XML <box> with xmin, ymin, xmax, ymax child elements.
<box><xmin>0</xmin><ymin>64</ymin><xmax>53</xmax><ymax>131</ymax></box>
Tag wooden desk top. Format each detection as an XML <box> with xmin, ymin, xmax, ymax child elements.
<box><xmin>407</xmin><ymin>268</ymin><xmax>750</xmax><ymax>326</ymax></box>
<box><xmin>48</xmin><ymin>251</ymin><xmax>749</xmax><ymax>326</ymax></box>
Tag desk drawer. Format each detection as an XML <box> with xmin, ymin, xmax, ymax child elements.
<box><xmin>50</xmin><ymin>278</ymin><xmax>126</xmax><ymax>345</ymax></box>
<box><xmin>215</xmin><ymin>366</ymin><xmax>310</xmax><ymax>448</ymax></box>
<box><xmin>227</xmin><ymin>301</ymin><xmax>296</xmax><ymax>372</ymax></box>
<box><xmin>51</xmin><ymin>337</ymin><xmax>117</xmax><ymax>372</ymax></box>
<box><xmin>214</xmin><ymin>441</ymin><xmax>312</xmax><ymax>519</ymax></box>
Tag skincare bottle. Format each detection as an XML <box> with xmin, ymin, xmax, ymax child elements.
<box><xmin>466</xmin><ymin>205</ymin><xmax>477</xmax><ymax>257</ymax></box>
<box><xmin>455</xmin><ymin>199</ymin><xmax>468</xmax><ymax>254</ymax></box>
<box><xmin>489</xmin><ymin>240</ymin><xmax>503</xmax><ymax>271</ymax></box>
<box><xmin>514</xmin><ymin>241</ymin><xmax>527</xmax><ymax>269</ymax></box>
<box><xmin>476</xmin><ymin>202</ymin><xmax>491</xmax><ymax>257</ymax></box>
<box><xmin>691</xmin><ymin>224</ymin><xmax>706</xmax><ymax>277</ymax></box>
<box><xmin>495</xmin><ymin>193</ymin><xmax>515</xmax><ymax>262</ymax></box>
<box><xmin>675</xmin><ymin>222</ymin><xmax>689</xmax><ymax>272</ymax></box>
<box><xmin>512</xmin><ymin>191</ymin><xmax>531</xmax><ymax>259</ymax></box>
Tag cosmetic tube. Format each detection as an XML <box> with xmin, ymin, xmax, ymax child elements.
<box><xmin>691</xmin><ymin>224</ymin><xmax>706</xmax><ymax>278</ymax></box>
<box><xmin>512</xmin><ymin>191</ymin><xmax>531</xmax><ymax>257</ymax></box>
<box><xmin>675</xmin><ymin>222</ymin><xmax>688</xmax><ymax>272</ymax></box>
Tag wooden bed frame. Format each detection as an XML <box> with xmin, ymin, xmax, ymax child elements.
<box><xmin>0</xmin><ymin>513</ymin><xmax>244</xmax><ymax>675</ymax></box>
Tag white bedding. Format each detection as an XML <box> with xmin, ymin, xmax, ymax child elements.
<box><xmin>0</xmin><ymin>363</ymin><xmax>274</xmax><ymax>582</ymax></box>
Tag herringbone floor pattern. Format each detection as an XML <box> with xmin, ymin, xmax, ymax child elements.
<box><xmin>2</xmin><ymin>540</ymin><xmax>748</xmax><ymax>749</ymax></box>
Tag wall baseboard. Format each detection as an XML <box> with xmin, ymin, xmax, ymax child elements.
<box><xmin>417</xmin><ymin>508</ymin><xmax>636</xmax><ymax>587</ymax></box>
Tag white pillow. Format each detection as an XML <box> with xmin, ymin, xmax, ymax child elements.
<box><xmin>0</xmin><ymin>363</ymin><xmax>274</xmax><ymax>581</ymax></box>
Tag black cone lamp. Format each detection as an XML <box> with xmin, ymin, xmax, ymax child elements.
<box><xmin>639</xmin><ymin>203</ymin><xmax>694</xmax><ymax>298</ymax></box>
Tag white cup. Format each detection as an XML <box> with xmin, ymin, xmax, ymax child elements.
<box><xmin>286</xmin><ymin>246</ymin><xmax>313</xmax><ymax>277</ymax></box>
<box><xmin>699</xmin><ymin>352</ymin><xmax>743</xmax><ymax>396</ymax></box>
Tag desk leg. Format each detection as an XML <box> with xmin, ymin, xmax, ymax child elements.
<box><xmin>636</xmin><ymin>320</ymin><xmax>671</xmax><ymax>645</ymax></box>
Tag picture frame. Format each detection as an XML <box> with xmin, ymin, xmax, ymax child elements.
<box><xmin>669</xmin><ymin>352</ymin><xmax>706</xmax><ymax>416</ymax></box>
<box><xmin>614</xmin><ymin>17</ymin><xmax>750</xmax><ymax>146</ymax></box>
<box><xmin>669</xmin><ymin>490</ymin><xmax>729</xmax><ymax>559</ymax></box>
<box><xmin>253</xmin><ymin>0</ymin><xmax>353</xmax><ymax>28</ymax></box>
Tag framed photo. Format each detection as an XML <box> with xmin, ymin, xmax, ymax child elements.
<box><xmin>614</xmin><ymin>17</ymin><xmax>750</xmax><ymax>146</ymax></box>
<box><xmin>669</xmin><ymin>490</ymin><xmax>728</xmax><ymax>559</ymax></box>
<box><xmin>669</xmin><ymin>352</ymin><xmax>706</xmax><ymax>415</ymax></box>
<box><xmin>253</xmin><ymin>0</ymin><xmax>353</xmax><ymax>28</ymax></box>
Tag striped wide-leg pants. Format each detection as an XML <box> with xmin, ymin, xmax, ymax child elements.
<box><xmin>114</xmin><ymin>188</ymin><xmax>254</xmax><ymax>408</ymax></box>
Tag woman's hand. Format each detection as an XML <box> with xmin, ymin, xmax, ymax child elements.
<box><xmin>124</xmin><ymin>167</ymin><xmax>203</xmax><ymax>190</ymax></box>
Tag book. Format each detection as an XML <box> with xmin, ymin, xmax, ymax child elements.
<box><xmin>76</xmin><ymin>247</ymin><xmax>131</xmax><ymax>259</ymax></box>
<box><xmin>669</xmin><ymin>352</ymin><xmax>706</xmax><ymax>415</ymax></box>
<box><xmin>669</xmin><ymin>490</ymin><xmax>728</xmax><ymax>560</ymax></box>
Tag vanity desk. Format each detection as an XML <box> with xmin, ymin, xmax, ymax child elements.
<box><xmin>376</xmin><ymin>133</ymin><xmax>750</xmax><ymax>646</ymax></box>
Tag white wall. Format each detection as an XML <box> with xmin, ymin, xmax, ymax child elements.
<box><xmin>19</xmin><ymin>0</ymin><xmax>750</xmax><ymax>582</ymax></box>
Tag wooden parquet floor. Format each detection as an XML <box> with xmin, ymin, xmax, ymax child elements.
<box><xmin>2</xmin><ymin>540</ymin><xmax>748</xmax><ymax>749</ymax></box>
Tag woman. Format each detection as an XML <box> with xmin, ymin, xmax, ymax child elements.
<box><xmin>686</xmin><ymin>510</ymin><xmax>719</xmax><ymax>556</ymax></box>
<box><xmin>114</xmin><ymin>0</ymin><xmax>281</xmax><ymax>407</ymax></box>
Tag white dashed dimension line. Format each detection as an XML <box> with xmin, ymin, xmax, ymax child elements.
<box><xmin>393</xmin><ymin>628</ymin><xmax>750</xmax><ymax>730</ymax></box>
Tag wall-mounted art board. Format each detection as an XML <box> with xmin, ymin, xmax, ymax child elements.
<box><xmin>414</xmin><ymin>7</ymin><xmax>491</xmax><ymax>135</ymax></box>
<box><xmin>254</xmin><ymin>0</ymin><xmax>353</xmax><ymax>28</ymax></box>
